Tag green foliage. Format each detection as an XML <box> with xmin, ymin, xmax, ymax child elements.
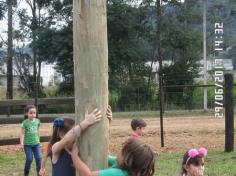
<box><xmin>0</xmin><ymin>1</ymin><xmax>7</xmax><ymax>20</ymax></box>
<box><xmin>161</xmin><ymin>1</ymin><xmax>202</xmax><ymax>107</ymax></box>
<box><xmin>43</xmin><ymin>85</ymin><xmax>58</xmax><ymax>97</ymax></box>
<box><xmin>38</xmin><ymin>104</ymin><xmax>74</xmax><ymax>114</ymax></box>
<box><xmin>52</xmin><ymin>23</ymin><xmax>73</xmax><ymax>92</ymax></box>
<box><xmin>36</xmin><ymin>27</ymin><xmax>56</xmax><ymax>63</ymax></box>
<box><xmin>14</xmin><ymin>52</ymin><xmax>34</xmax><ymax>95</ymax></box>
<box><xmin>116</xmin><ymin>79</ymin><xmax>158</xmax><ymax>111</ymax></box>
<box><xmin>107</xmin><ymin>0</ymin><xmax>155</xmax><ymax>110</ymax></box>
<box><xmin>191</xmin><ymin>86</ymin><xmax>215</xmax><ymax>109</ymax></box>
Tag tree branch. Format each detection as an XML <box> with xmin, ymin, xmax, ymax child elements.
<box><xmin>25</xmin><ymin>0</ymin><xmax>33</xmax><ymax>12</ymax></box>
<box><xmin>0</xmin><ymin>34</ymin><xmax>7</xmax><ymax>45</ymax></box>
<box><xmin>12</xmin><ymin>0</ymin><xmax>24</xmax><ymax>15</ymax></box>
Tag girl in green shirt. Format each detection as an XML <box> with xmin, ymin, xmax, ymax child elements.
<box><xmin>71</xmin><ymin>139</ymin><xmax>155</xmax><ymax>176</ymax></box>
<box><xmin>20</xmin><ymin>105</ymin><xmax>41</xmax><ymax>176</ymax></box>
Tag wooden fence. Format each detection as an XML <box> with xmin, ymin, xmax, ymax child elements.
<box><xmin>0</xmin><ymin>97</ymin><xmax>74</xmax><ymax>107</ymax></box>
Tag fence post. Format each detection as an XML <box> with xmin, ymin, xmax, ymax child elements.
<box><xmin>159</xmin><ymin>76</ymin><xmax>164</xmax><ymax>147</ymax></box>
<box><xmin>224</xmin><ymin>73</ymin><xmax>234</xmax><ymax>152</ymax></box>
<box><xmin>6</xmin><ymin>92</ymin><xmax>10</xmax><ymax>117</ymax></box>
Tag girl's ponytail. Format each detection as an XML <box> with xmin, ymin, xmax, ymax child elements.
<box><xmin>48</xmin><ymin>117</ymin><xmax>75</xmax><ymax>157</ymax></box>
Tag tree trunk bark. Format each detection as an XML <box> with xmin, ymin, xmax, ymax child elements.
<box><xmin>32</xmin><ymin>0</ymin><xmax>38</xmax><ymax>109</ymax></box>
<box><xmin>73</xmin><ymin>0</ymin><xmax>109</xmax><ymax>173</ymax></box>
<box><xmin>7</xmin><ymin>0</ymin><xmax>13</xmax><ymax>100</ymax></box>
<box><xmin>37</xmin><ymin>60</ymin><xmax>41</xmax><ymax>90</ymax></box>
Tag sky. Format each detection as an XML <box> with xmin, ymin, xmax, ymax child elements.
<box><xmin>0</xmin><ymin>1</ymin><xmax>32</xmax><ymax>45</ymax></box>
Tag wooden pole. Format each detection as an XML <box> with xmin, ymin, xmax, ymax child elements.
<box><xmin>73</xmin><ymin>0</ymin><xmax>109</xmax><ymax>173</ymax></box>
<box><xmin>224</xmin><ymin>73</ymin><xmax>234</xmax><ymax>152</ymax></box>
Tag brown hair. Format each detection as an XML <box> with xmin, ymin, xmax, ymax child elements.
<box><xmin>47</xmin><ymin>118</ymin><xmax>75</xmax><ymax>156</ymax></box>
<box><xmin>181</xmin><ymin>151</ymin><xmax>204</xmax><ymax>175</ymax></box>
<box><xmin>120</xmin><ymin>139</ymin><xmax>155</xmax><ymax>176</ymax></box>
<box><xmin>131</xmin><ymin>119</ymin><xmax>147</xmax><ymax>130</ymax></box>
<box><xmin>24</xmin><ymin>105</ymin><xmax>36</xmax><ymax>119</ymax></box>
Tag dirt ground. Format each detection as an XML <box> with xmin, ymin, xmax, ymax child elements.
<box><xmin>0</xmin><ymin>116</ymin><xmax>235</xmax><ymax>154</ymax></box>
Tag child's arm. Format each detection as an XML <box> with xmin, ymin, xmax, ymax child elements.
<box><xmin>39</xmin><ymin>142</ymin><xmax>51</xmax><ymax>176</ymax></box>
<box><xmin>20</xmin><ymin>127</ymin><xmax>25</xmax><ymax>146</ymax></box>
<box><xmin>52</xmin><ymin>109</ymin><xmax>101</xmax><ymax>155</ymax></box>
<box><xmin>38</xmin><ymin>153</ymin><xmax>48</xmax><ymax>176</ymax></box>
<box><xmin>38</xmin><ymin>120</ymin><xmax>41</xmax><ymax>143</ymax></box>
<box><xmin>71</xmin><ymin>143</ymin><xmax>99</xmax><ymax>176</ymax></box>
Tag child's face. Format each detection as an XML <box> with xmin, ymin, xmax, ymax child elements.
<box><xmin>136</xmin><ymin>127</ymin><xmax>145</xmax><ymax>136</ymax></box>
<box><xmin>185</xmin><ymin>158</ymin><xmax>205</xmax><ymax>176</ymax></box>
<box><xmin>27</xmin><ymin>108</ymin><xmax>36</xmax><ymax>120</ymax></box>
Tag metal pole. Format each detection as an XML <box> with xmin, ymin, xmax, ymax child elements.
<box><xmin>157</xmin><ymin>0</ymin><xmax>164</xmax><ymax>147</ymax></box>
<box><xmin>203</xmin><ymin>0</ymin><xmax>207</xmax><ymax>110</ymax></box>
<box><xmin>159</xmin><ymin>76</ymin><xmax>164</xmax><ymax>147</ymax></box>
<box><xmin>224</xmin><ymin>74</ymin><xmax>234</xmax><ymax>152</ymax></box>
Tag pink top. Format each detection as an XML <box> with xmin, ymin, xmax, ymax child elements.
<box><xmin>128</xmin><ymin>132</ymin><xmax>140</xmax><ymax>139</ymax></box>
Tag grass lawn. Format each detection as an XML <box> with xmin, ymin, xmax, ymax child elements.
<box><xmin>156</xmin><ymin>151</ymin><xmax>236</xmax><ymax>176</ymax></box>
<box><xmin>0</xmin><ymin>151</ymin><xmax>235</xmax><ymax>176</ymax></box>
<box><xmin>0</xmin><ymin>153</ymin><xmax>51</xmax><ymax>176</ymax></box>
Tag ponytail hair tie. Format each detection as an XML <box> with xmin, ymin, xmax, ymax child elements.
<box><xmin>53</xmin><ymin>117</ymin><xmax>64</xmax><ymax>128</ymax></box>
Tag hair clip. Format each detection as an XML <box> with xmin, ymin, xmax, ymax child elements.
<box><xmin>53</xmin><ymin>118</ymin><xmax>64</xmax><ymax>128</ymax></box>
<box><xmin>186</xmin><ymin>147</ymin><xmax>207</xmax><ymax>164</ymax></box>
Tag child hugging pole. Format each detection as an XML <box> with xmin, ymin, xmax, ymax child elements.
<box><xmin>73</xmin><ymin>0</ymin><xmax>109</xmax><ymax>174</ymax></box>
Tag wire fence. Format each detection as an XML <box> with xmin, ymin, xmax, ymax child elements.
<box><xmin>0</xmin><ymin>79</ymin><xmax>235</xmax><ymax>115</ymax></box>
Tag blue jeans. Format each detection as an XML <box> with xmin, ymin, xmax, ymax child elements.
<box><xmin>23</xmin><ymin>144</ymin><xmax>42</xmax><ymax>176</ymax></box>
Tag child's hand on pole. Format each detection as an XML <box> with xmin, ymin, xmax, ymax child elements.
<box><xmin>106</xmin><ymin>105</ymin><xmax>113</xmax><ymax>123</ymax></box>
<box><xmin>80</xmin><ymin>108</ymin><xmax>102</xmax><ymax>130</ymax></box>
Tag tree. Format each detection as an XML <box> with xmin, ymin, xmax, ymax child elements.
<box><xmin>0</xmin><ymin>1</ymin><xmax>7</xmax><ymax>20</ymax></box>
<box><xmin>0</xmin><ymin>50</ymin><xmax>6</xmax><ymax>74</ymax></box>
<box><xmin>15</xmin><ymin>0</ymin><xmax>59</xmax><ymax>96</ymax></box>
<box><xmin>38</xmin><ymin>0</ymin><xmax>73</xmax><ymax>95</ymax></box>
<box><xmin>0</xmin><ymin>0</ymin><xmax>17</xmax><ymax>99</ymax></box>
<box><xmin>7</xmin><ymin>0</ymin><xmax>13</xmax><ymax>99</ymax></box>
<box><xmin>107</xmin><ymin>0</ymin><xmax>156</xmax><ymax>110</ymax></box>
<box><xmin>14</xmin><ymin>50</ymin><xmax>35</xmax><ymax>95</ymax></box>
<box><xmin>160</xmin><ymin>0</ymin><xmax>202</xmax><ymax>108</ymax></box>
<box><xmin>0</xmin><ymin>1</ymin><xmax>7</xmax><ymax>48</ymax></box>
